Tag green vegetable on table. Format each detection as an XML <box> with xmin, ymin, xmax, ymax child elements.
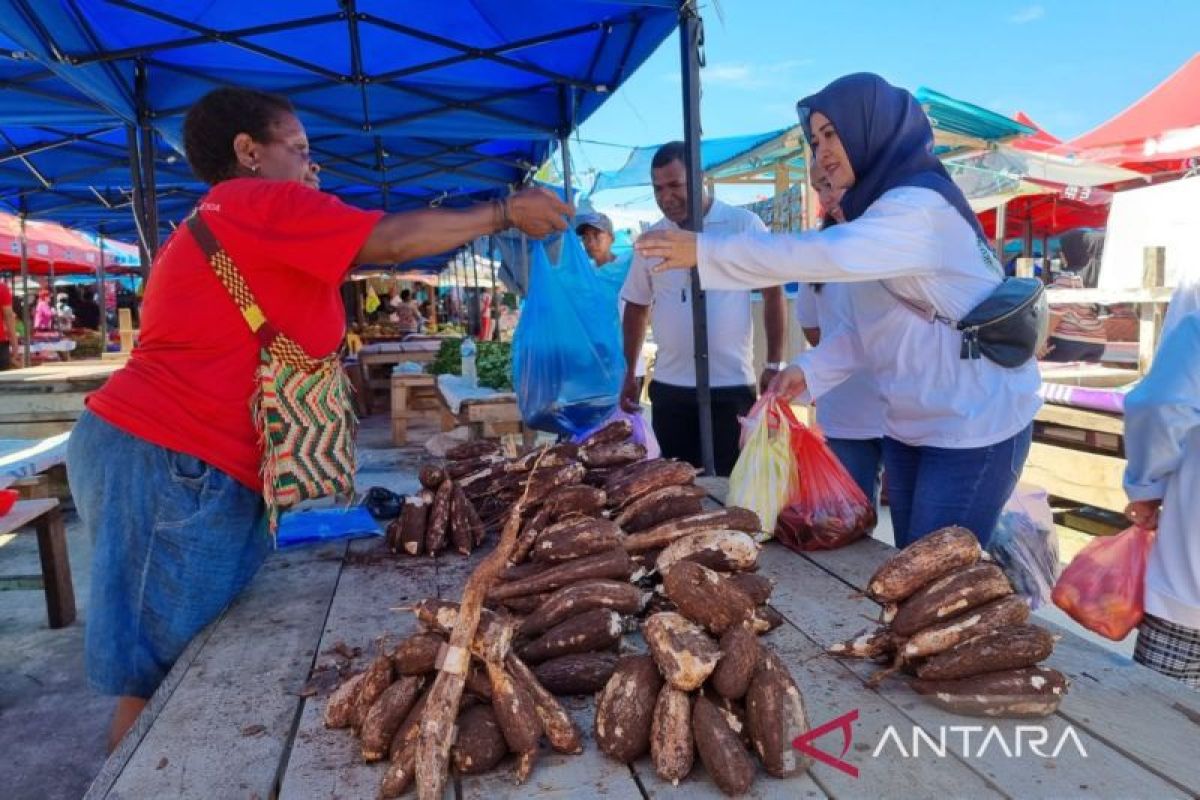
<box><xmin>427</xmin><ymin>338</ymin><xmax>512</xmax><ymax>391</ymax></box>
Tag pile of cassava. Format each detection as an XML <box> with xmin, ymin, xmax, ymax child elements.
<box><xmin>828</xmin><ymin>526</ymin><xmax>1070</xmax><ymax>718</ymax></box>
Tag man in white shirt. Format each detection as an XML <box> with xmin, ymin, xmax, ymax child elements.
<box><xmin>576</xmin><ymin>212</ymin><xmax>647</xmax><ymax>395</ymax></box>
<box><xmin>620</xmin><ymin>141</ymin><xmax>788</xmax><ymax>475</ymax></box>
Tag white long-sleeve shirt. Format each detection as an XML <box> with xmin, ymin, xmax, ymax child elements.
<box><xmin>794</xmin><ymin>282</ymin><xmax>886</xmax><ymax>440</ymax></box>
<box><xmin>1124</xmin><ymin>310</ymin><xmax>1200</xmax><ymax>630</ymax></box>
<box><xmin>698</xmin><ymin>186</ymin><xmax>1041</xmax><ymax>448</ymax></box>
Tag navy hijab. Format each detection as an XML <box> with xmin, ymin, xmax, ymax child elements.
<box><xmin>798</xmin><ymin>73</ymin><xmax>985</xmax><ymax>239</ymax></box>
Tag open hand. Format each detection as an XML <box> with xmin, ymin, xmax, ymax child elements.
<box><xmin>506</xmin><ymin>187</ymin><xmax>573</xmax><ymax>238</ymax></box>
<box><xmin>767</xmin><ymin>364</ymin><xmax>807</xmax><ymax>401</ymax></box>
<box><xmin>635</xmin><ymin>229</ymin><xmax>698</xmax><ymax>272</ymax></box>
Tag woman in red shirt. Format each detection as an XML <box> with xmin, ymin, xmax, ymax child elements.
<box><xmin>66</xmin><ymin>86</ymin><xmax>569</xmax><ymax>751</ymax></box>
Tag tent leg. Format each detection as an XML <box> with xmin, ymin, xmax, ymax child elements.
<box><xmin>18</xmin><ymin>213</ymin><xmax>31</xmax><ymax>367</ymax></box>
<box><xmin>559</xmin><ymin>134</ymin><xmax>573</xmax><ymax>206</ymax></box>
<box><xmin>97</xmin><ymin>231</ymin><xmax>108</xmax><ymax>354</ymax></box>
<box><xmin>470</xmin><ymin>241</ymin><xmax>481</xmax><ymax>336</ymax></box>
<box><xmin>994</xmin><ymin>201</ymin><xmax>1007</xmax><ymax>262</ymax></box>
<box><xmin>679</xmin><ymin>2</ymin><xmax>715</xmax><ymax>477</ymax></box>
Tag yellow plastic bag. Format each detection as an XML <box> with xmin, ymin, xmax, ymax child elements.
<box><xmin>364</xmin><ymin>284</ymin><xmax>381</xmax><ymax>314</ymax></box>
<box><xmin>727</xmin><ymin>395</ymin><xmax>798</xmax><ymax>540</ymax></box>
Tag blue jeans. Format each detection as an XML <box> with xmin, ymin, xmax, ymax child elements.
<box><xmin>826</xmin><ymin>437</ymin><xmax>883</xmax><ymax>510</ymax></box>
<box><xmin>68</xmin><ymin>411</ymin><xmax>268</xmax><ymax>698</ymax></box>
<box><xmin>882</xmin><ymin>423</ymin><xmax>1033</xmax><ymax>549</ymax></box>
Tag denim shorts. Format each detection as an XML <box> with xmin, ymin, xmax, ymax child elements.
<box><xmin>68</xmin><ymin>410</ymin><xmax>269</xmax><ymax>698</ymax></box>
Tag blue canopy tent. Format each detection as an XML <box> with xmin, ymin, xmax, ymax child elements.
<box><xmin>0</xmin><ymin>2</ymin><xmax>680</xmax><ymax>249</ymax></box>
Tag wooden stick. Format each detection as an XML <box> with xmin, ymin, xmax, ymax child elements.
<box><xmin>415</xmin><ymin>452</ymin><xmax>543</xmax><ymax>800</ymax></box>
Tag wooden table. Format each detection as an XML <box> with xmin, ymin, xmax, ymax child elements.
<box><xmin>85</xmin><ymin>486</ymin><xmax>1200</xmax><ymax>799</ymax></box>
<box><xmin>390</xmin><ymin>373</ymin><xmax>440</xmax><ymax>445</ymax></box>
<box><xmin>0</xmin><ymin>498</ymin><xmax>75</xmax><ymax>628</ymax></box>
<box><xmin>436</xmin><ymin>375</ymin><xmax>529</xmax><ymax>443</ymax></box>
<box><xmin>0</xmin><ymin>359</ymin><xmax>124</xmax><ymax>438</ymax></box>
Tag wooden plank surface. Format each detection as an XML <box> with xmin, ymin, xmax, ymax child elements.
<box><xmin>1022</xmin><ymin>442</ymin><xmax>1127</xmax><ymax>511</ymax></box>
<box><xmin>279</xmin><ymin>539</ymin><xmax>442</xmax><ymax>799</ymax></box>
<box><xmin>1038</xmin><ymin>364</ymin><xmax>1139</xmax><ymax>388</ymax></box>
<box><xmin>89</xmin><ymin>542</ymin><xmax>347</xmax><ymax>800</ymax></box>
<box><xmin>801</xmin><ymin>537</ymin><xmax>1200</xmax><ymax>795</ymax></box>
<box><xmin>0</xmin><ymin>497</ymin><xmax>58</xmax><ymax>535</ymax></box>
<box><xmin>1035</xmin><ymin>404</ymin><xmax>1125</xmax><ymax>436</ymax></box>
<box><xmin>763</xmin><ymin>545</ymin><xmax>1190</xmax><ymax>798</ymax></box>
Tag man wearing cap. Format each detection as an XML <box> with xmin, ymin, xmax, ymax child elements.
<box><xmin>621</xmin><ymin>141</ymin><xmax>788</xmax><ymax>476</ymax></box>
<box><xmin>576</xmin><ymin>211</ymin><xmax>648</xmax><ymax>396</ymax></box>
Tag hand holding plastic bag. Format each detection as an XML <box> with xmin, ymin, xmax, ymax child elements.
<box><xmin>774</xmin><ymin>408</ymin><xmax>876</xmax><ymax>552</ymax></box>
<box><xmin>1052</xmin><ymin>525</ymin><xmax>1154</xmax><ymax>640</ymax></box>
<box><xmin>988</xmin><ymin>484</ymin><xmax>1059</xmax><ymax>608</ymax></box>
<box><xmin>727</xmin><ymin>394</ymin><xmax>798</xmax><ymax>539</ymax></box>
<box><xmin>512</xmin><ymin>233</ymin><xmax>624</xmax><ymax>436</ymax></box>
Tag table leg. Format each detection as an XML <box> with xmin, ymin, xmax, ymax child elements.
<box><xmin>35</xmin><ymin>507</ymin><xmax>76</xmax><ymax>628</ymax></box>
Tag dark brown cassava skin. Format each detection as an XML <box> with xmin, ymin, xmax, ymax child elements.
<box><xmin>418</xmin><ymin>463</ymin><xmax>446</xmax><ymax>491</ymax></box>
<box><xmin>580</xmin><ymin>417</ymin><xmax>634</xmax><ymax>449</ymax></box>
<box><xmin>827</xmin><ymin>626</ymin><xmax>895</xmax><ymax>659</ymax></box>
<box><xmin>501</xmin><ymin>558</ymin><xmax>552</xmax><ymax>583</ymax></box>
<box><xmin>521</xmin><ymin>461</ymin><xmax>587</xmax><ymax>506</ymax></box>
<box><xmin>601</xmin><ymin>457</ymin><xmax>665</xmax><ymax>493</ymax></box>
<box><xmin>595</xmin><ymin>654</ymin><xmax>663</xmax><ymax>763</ymax></box>
<box><xmin>606</xmin><ymin>459</ymin><xmax>699</xmax><ymax>509</ymax></box>
<box><xmin>445</xmin><ymin>439</ymin><xmax>500</xmax><ymax>461</ymax></box>
<box><xmin>487</xmin><ymin>547</ymin><xmax>634</xmax><ymax>601</ymax></box>
<box><xmin>663</xmin><ymin>560</ymin><xmax>760</xmax><ymax>636</ymax></box>
<box><xmin>390</xmin><ymin>631</ymin><xmax>445</xmax><ymax>675</ymax></box>
<box><xmin>656</xmin><ymin>529</ymin><xmax>760</xmax><ymax>574</ymax></box>
<box><xmin>379</xmin><ymin>742</ymin><xmax>417</xmax><ymax>799</ymax></box>
<box><xmin>692</xmin><ymin>694</ymin><xmax>756</xmax><ymax>796</ymax></box>
<box><xmin>512</xmin><ymin>504</ymin><xmax>553</xmax><ymax>564</ymax></box>
<box><xmin>496</xmin><ymin>591</ymin><xmax>552</xmax><ymax>616</ymax></box>
<box><xmin>446</xmin><ymin>453</ymin><xmax>502</xmax><ymax>480</ymax></box>
<box><xmin>916</xmin><ymin>624</ymin><xmax>1056</xmax><ymax>681</ymax></box>
<box><xmin>644</xmin><ymin>611</ymin><xmax>721</xmax><ymax>692</ymax></box>
<box><xmin>902</xmin><ymin>594</ymin><xmax>1031</xmax><ymax>659</ymax></box>
<box><xmin>361</xmin><ymin>675</ymin><xmax>425</xmax><ymax>762</ymax></box>
<box><xmin>519</xmin><ymin>579</ymin><xmax>645</xmax><ymax>637</ymax></box>
<box><xmin>539</xmin><ymin>484</ymin><xmax>607</xmax><ymax>521</ymax></box>
<box><xmin>387</xmin><ymin>689</ymin><xmax>430</xmax><ymax>762</ymax></box>
<box><xmin>756</xmin><ymin>604</ymin><xmax>784</xmax><ymax>632</ymax></box>
<box><xmin>533</xmin><ymin>652</ymin><xmax>620</xmax><ymax>696</ymax></box>
<box><xmin>425</xmin><ymin>479</ymin><xmax>455</xmax><ymax>555</ymax></box>
<box><xmin>725</xmin><ymin>572</ymin><xmax>774</xmax><ymax>605</ymax></box>
<box><xmin>322</xmin><ymin>672</ymin><xmax>363</xmax><ymax>729</ymax></box>
<box><xmin>624</xmin><ymin>507</ymin><xmax>762</xmax><ymax>553</ymax></box>
<box><xmin>506</xmin><ymin>654</ymin><xmax>584</xmax><ymax>754</ymax></box>
<box><xmin>411</xmin><ymin>599</ymin><xmax>516</xmax><ymax>663</ymax></box>
<box><xmin>614</xmin><ymin>484</ymin><xmax>709</xmax><ymax>533</ymax></box>
<box><xmin>891</xmin><ymin>563</ymin><xmax>1014</xmax><ymax>636</ymax></box>
<box><xmin>711</xmin><ymin>624</ymin><xmax>761</xmax><ymax>700</ymax></box>
<box><xmin>448</xmin><ymin>483</ymin><xmax>477</xmax><ymax>556</ymax></box>
<box><xmin>396</xmin><ymin>491</ymin><xmax>431</xmax><ymax>556</ymax></box>
<box><xmin>912</xmin><ymin>666</ymin><xmax>1070</xmax><ymax>718</ymax></box>
<box><xmin>464</xmin><ymin>662</ymin><xmax>494</xmax><ymax>701</ymax></box>
<box><xmin>580</xmin><ymin>440</ymin><xmax>647</xmax><ymax>468</ymax></box>
<box><xmin>350</xmin><ymin>653</ymin><xmax>394</xmax><ymax>731</ymax></box>
<box><xmin>746</xmin><ymin>650</ymin><xmax>813</xmax><ymax>778</ymax></box>
<box><xmin>867</xmin><ymin>525</ymin><xmax>981</xmax><ymax>603</ymax></box>
<box><xmin>530</xmin><ymin>517</ymin><xmax>624</xmax><ymax>563</ymax></box>
<box><xmin>451</xmin><ymin>703</ymin><xmax>508</xmax><ymax>776</ymax></box>
<box><xmin>711</xmin><ymin>695</ymin><xmax>751</xmax><ymax>747</ymax></box>
<box><xmin>487</xmin><ymin>660</ymin><xmax>541</xmax><ymax>784</ymax></box>
<box><xmin>519</xmin><ymin>607</ymin><xmax>623</xmax><ymax>664</ymax></box>
<box><xmin>459</xmin><ymin>483</ymin><xmax>487</xmax><ymax>546</ymax></box>
<box><xmin>651</xmin><ymin>684</ymin><xmax>694</xmax><ymax>785</ymax></box>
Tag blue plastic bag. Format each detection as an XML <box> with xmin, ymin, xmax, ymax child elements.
<box><xmin>512</xmin><ymin>233</ymin><xmax>624</xmax><ymax>436</ymax></box>
<box><xmin>275</xmin><ymin>505</ymin><xmax>383</xmax><ymax>549</ymax></box>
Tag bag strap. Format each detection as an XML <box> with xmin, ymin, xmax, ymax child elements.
<box><xmin>878</xmin><ymin>280</ymin><xmax>957</xmax><ymax>327</ymax></box>
<box><xmin>187</xmin><ymin>211</ymin><xmax>326</xmax><ymax>365</ymax></box>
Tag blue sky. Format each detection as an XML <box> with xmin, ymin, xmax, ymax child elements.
<box><xmin>575</xmin><ymin>0</ymin><xmax>1200</xmax><ymax>225</ymax></box>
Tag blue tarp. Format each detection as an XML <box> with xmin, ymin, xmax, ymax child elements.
<box><xmin>0</xmin><ymin>1</ymin><xmax>680</xmax><ymax>245</ymax></box>
<box><xmin>591</xmin><ymin>128</ymin><xmax>791</xmax><ymax>193</ymax></box>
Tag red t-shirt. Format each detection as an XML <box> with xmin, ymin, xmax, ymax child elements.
<box><xmin>88</xmin><ymin>179</ymin><xmax>383</xmax><ymax>490</ymax></box>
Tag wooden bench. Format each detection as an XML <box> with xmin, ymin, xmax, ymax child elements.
<box><xmin>0</xmin><ymin>498</ymin><xmax>76</xmax><ymax>628</ymax></box>
<box><xmin>389</xmin><ymin>373</ymin><xmax>439</xmax><ymax>445</ymax></box>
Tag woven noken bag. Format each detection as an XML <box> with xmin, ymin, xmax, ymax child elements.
<box><xmin>186</xmin><ymin>212</ymin><xmax>357</xmax><ymax>533</ymax></box>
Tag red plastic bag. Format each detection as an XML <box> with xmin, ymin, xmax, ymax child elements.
<box><xmin>773</xmin><ymin>408</ymin><xmax>876</xmax><ymax>552</ymax></box>
<box><xmin>1051</xmin><ymin>525</ymin><xmax>1155</xmax><ymax>641</ymax></box>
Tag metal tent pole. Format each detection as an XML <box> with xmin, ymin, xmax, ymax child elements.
<box><xmin>97</xmin><ymin>228</ymin><xmax>108</xmax><ymax>351</ymax></box>
<box><xmin>136</xmin><ymin>61</ymin><xmax>160</xmax><ymax>261</ymax></box>
<box><xmin>559</xmin><ymin>134</ymin><xmax>573</xmax><ymax>206</ymax></box>
<box><xmin>489</xmin><ymin>235</ymin><xmax>499</xmax><ymax>340</ymax></box>
<box><xmin>470</xmin><ymin>240</ymin><xmax>482</xmax><ymax>337</ymax></box>
<box><xmin>994</xmin><ymin>200</ymin><xmax>1008</xmax><ymax>262</ymax></box>
<box><xmin>679</xmin><ymin>1</ymin><xmax>716</xmax><ymax>477</ymax></box>
<box><xmin>17</xmin><ymin>211</ymin><xmax>31</xmax><ymax>367</ymax></box>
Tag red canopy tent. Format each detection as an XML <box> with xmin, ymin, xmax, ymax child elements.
<box><xmin>0</xmin><ymin>212</ymin><xmax>99</xmax><ymax>275</ymax></box>
<box><xmin>1065</xmin><ymin>53</ymin><xmax>1200</xmax><ymax>174</ymax></box>
<box><xmin>1012</xmin><ymin>112</ymin><xmax>1062</xmax><ymax>153</ymax></box>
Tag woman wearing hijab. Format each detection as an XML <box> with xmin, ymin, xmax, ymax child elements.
<box><xmin>1123</xmin><ymin>279</ymin><xmax>1200</xmax><ymax>688</ymax></box>
<box><xmin>637</xmin><ymin>73</ymin><xmax>1040</xmax><ymax>548</ymax></box>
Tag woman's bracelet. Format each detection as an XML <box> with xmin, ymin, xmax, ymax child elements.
<box><xmin>493</xmin><ymin>198</ymin><xmax>511</xmax><ymax>231</ymax></box>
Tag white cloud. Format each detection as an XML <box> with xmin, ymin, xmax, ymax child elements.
<box><xmin>663</xmin><ymin>58</ymin><xmax>813</xmax><ymax>88</ymax></box>
<box><xmin>1009</xmin><ymin>5</ymin><xmax>1045</xmax><ymax>23</ymax></box>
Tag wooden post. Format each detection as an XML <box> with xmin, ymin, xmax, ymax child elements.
<box><xmin>994</xmin><ymin>201</ymin><xmax>1007</xmax><ymax>262</ymax></box>
<box><xmin>1138</xmin><ymin>246</ymin><xmax>1166</xmax><ymax>374</ymax></box>
<box><xmin>118</xmin><ymin>308</ymin><xmax>135</xmax><ymax>353</ymax></box>
<box><xmin>1015</xmin><ymin>257</ymin><xmax>1035</xmax><ymax>279</ymax></box>
<box><xmin>772</xmin><ymin>163</ymin><xmax>788</xmax><ymax>232</ymax></box>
